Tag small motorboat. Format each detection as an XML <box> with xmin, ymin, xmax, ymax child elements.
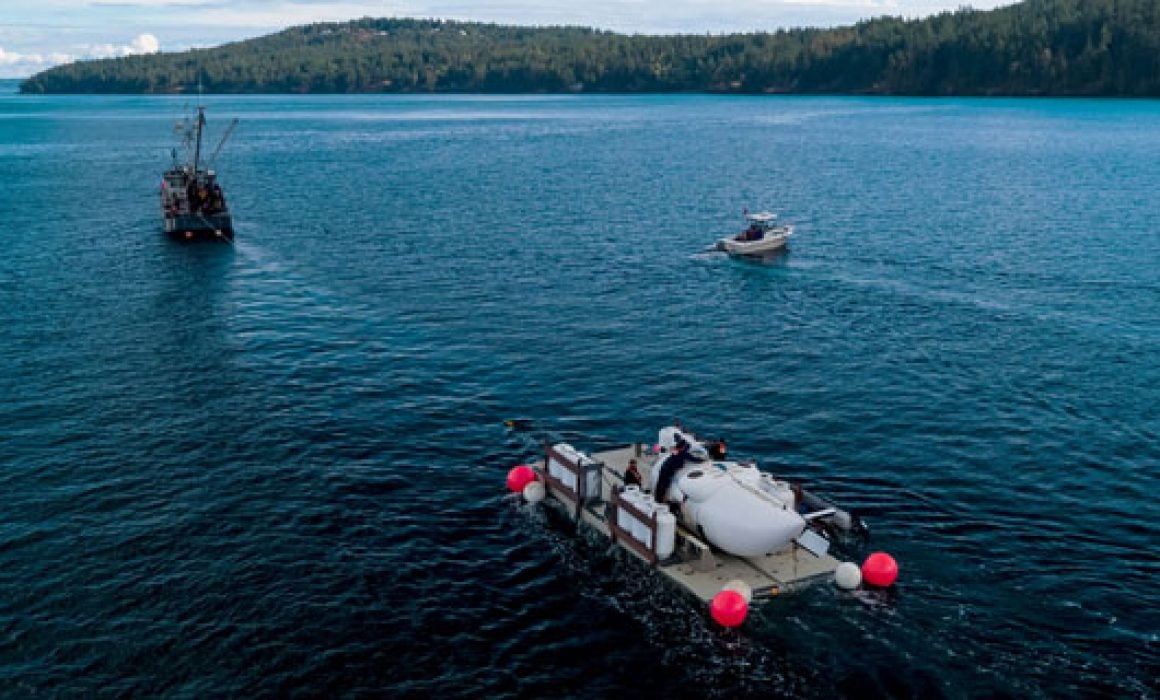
<box><xmin>715</xmin><ymin>211</ymin><xmax>793</xmax><ymax>256</ymax></box>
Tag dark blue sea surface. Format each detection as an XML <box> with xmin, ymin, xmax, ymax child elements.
<box><xmin>1</xmin><ymin>88</ymin><xmax>1157</xmax><ymax>698</ymax></box>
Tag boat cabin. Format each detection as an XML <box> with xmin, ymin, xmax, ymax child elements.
<box><xmin>740</xmin><ymin>212</ymin><xmax>778</xmax><ymax>241</ymax></box>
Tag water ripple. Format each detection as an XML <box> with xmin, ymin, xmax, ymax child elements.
<box><xmin>1</xmin><ymin>92</ymin><xmax>1157</xmax><ymax>697</ymax></box>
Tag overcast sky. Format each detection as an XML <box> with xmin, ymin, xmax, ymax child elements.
<box><xmin>1</xmin><ymin>0</ymin><xmax>1014</xmax><ymax>78</ymax></box>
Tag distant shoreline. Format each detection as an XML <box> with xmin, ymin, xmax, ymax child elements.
<box><xmin>12</xmin><ymin>89</ymin><xmax>1160</xmax><ymax>100</ymax></box>
<box><xmin>19</xmin><ymin>4</ymin><xmax>1160</xmax><ymax>98</ymax></box>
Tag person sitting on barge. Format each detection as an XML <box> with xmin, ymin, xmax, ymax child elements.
<box><xmin>624</xmin><ymin>458</ymin><xmax>643</xmax><ymax>488</ymax></box>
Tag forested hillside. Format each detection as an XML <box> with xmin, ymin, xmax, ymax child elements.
<box><xmin>20</xmin><ymin>0</ymin><xmax>1160</xmax><ymax>95</ymax></box>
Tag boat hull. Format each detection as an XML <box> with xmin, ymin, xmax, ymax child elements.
<box><xmin>717</xmin><ymin>231</ymin><xmax>791</xmax><ymax>256</ymax></box>
<box><xmin>163</xmin><ymin>213</ymin><xmax>234</xmax><ymax>242</ymax></box>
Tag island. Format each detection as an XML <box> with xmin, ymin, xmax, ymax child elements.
<box><xmin>19</xmin><ymin>0</ymin><xmax>1160</xmax><ymax>96</ymax></box>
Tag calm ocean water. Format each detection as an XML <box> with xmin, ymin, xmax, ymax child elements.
<box><xmin>1</xmin><ymin>82</ymin><xmax>1157</xmax><ymax>697</ymax></box>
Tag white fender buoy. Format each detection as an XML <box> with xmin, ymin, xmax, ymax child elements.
<box><xmin>522</xmin><ymin>480</ymin><xmax>546</xmax><ymax>504</ymax></box>
<box><xmin>834</xmin><ymin>561</ymin><xmax>862</xmax><ymax>590</ymax></box>
<box><xmin>722</xmin><ymin>579</ymin><xmax>753</xmax><ymax>603</ymax></box>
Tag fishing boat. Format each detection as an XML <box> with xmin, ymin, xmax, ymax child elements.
<box><xmin>507</xmin><ymin>424</ymin><xmax>877</xmax><ymax>623</ymax></box>
<box><xmin>716</xmin><ymin>211</ymin><xmax>793</xmax><ymax>256</ymax></box>
<box><xmin>160</xmin><ymin>106</ymin><xmax>237</xmax><ymax>242</ymax></box>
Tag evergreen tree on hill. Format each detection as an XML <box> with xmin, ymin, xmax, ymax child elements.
<box><xmin>19</xmin><ymin>2</ymin><xmax>1160</xmax><ymax>96</ymax></box>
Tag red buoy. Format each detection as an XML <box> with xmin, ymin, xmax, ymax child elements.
<box><xmin>506</xmin><ymin>465</ymin><xmax>537</xmax><ymax>493</ymax></box>
<box><xmin>861</xmin><ymin>552</ymin><xmax>899</xmax><ymax>587</ymax></box>
<box><xmin>710</xmin><ymin>589</ymin><xmax>749</xmax><ymax>628</ymax></box>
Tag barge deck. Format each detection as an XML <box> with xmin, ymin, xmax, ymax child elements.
<box><xmin>531</xmin><ymin>442</ymin><xmax>842</xmax><ymax>603</ymax></box>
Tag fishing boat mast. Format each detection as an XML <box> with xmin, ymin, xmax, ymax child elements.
<box><xmin>192</xmin><ymin>106</ymin><xmax>205</xmax><ymax>175</ymax></box>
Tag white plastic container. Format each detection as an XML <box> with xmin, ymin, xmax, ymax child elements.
<box><xmin>618</xmin><ymin>486</ymin><xmax>643</xmax><ymax>534</ymax></box>
<box><xmin>577</xmin><ymin>455</ymin><xmax>601</xmax><ymax>499</ymax></box>
<box><xmin>549</xmin><ymin>443</ymin><xmax>600</xmax><ymax>498</ymax></box>
<box><xmin>655</xmin><ymin>504</ymin><xmax>676</xmax><ymax>559</ymax></box>
<box><xmin>633</xmin><ymin>493</ymin><xmax>655</xmax><ymax>548</ymax></box>
<box><xmin>548</xmin><ymin>443</ymin><xmax>577</xmax><ymax>491</ymax></box>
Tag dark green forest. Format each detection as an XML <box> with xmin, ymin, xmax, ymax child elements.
<box><xmin>20</xmin><ymin>0</ymin><xmax>1160</xmax><ymax>95</ymax></box>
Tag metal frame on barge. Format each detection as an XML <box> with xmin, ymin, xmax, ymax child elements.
<box><xmin>530</xmin><ymin>438</ymin><xmax>859</xmax><ymax>605</ymax></box>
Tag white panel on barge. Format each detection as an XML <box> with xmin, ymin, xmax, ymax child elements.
<box><xmin>531</xmin><ymin>442</ymin><xmax>843</xmax><ymax>604</ymax></box>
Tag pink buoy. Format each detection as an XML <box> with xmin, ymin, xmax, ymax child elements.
<box><xmin>861</xmin><ymin>552</ymin><xmax>899</xmax><ymax>587</ymax></box>
<box><xmin>710</xmin><ymin>589</ymin><xmax>749</xmax><ymax>628</ymax></box>
<box><xmin>506</xmin><ymin>465</ymin><xmax>537</xmax><ymax>493</ymax></box>
<box><xmin>652</xmin><ymin>443</ymin><xmax>662</xmax><ymax>454</ymax></box>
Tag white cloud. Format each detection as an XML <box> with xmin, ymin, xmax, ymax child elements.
<box><xmin>85</xmin><ymin>32</ymin><xmax>161</xmax><ymax>59</ymax></box>
<box><xmin>0</xmin><ymin>33</ymin><xmax>159</xmax><ymax>78</ymax></box>
<box><xmin>0</xmin><ymin>46</ymin><xmax>68</xmax><ymax>69</ymax></box>
<box><xmin>132</xmin><ymin>33</ymin><xmax>161</xmax><ymax>53</ymax></box>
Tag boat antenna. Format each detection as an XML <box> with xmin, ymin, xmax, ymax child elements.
<box><xmin>189</xmin><ymin>70</ymin><xmax>209</xmax><ymax>172</ymax></box>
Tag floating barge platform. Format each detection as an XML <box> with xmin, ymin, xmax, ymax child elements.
<box><xmin>530</xmin><ymin>441</ymin><xmax>847</xmax><ymax>604</ymax></box>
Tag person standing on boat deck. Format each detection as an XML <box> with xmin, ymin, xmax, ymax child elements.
<box><xmin>197</xmin><ymin>181</ymin><xmax>210</xmax><ymax>212</ymax></box>
<box><xmin>654</xmin><ymin>437</ymin><xmax>705</xmax><ymax>505</ymax></box>
<box><xmin>187</xmin><ymin>179</ymin><xmax>202</xmax><ymax>213</ymax></box>
<box><xmin>624</xmin><ymin>459</ymin><xmax>643</xmax><ymax>488</ymax></box>
<box><xmin>205</xmin><ymin>179</ymin><xmax>223</xmax><ymax>214</ymax></box>
<box><xmin>202</xmin><ymin>176</ymin><xmax>215</xmax><ymax>213</ymax></box>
